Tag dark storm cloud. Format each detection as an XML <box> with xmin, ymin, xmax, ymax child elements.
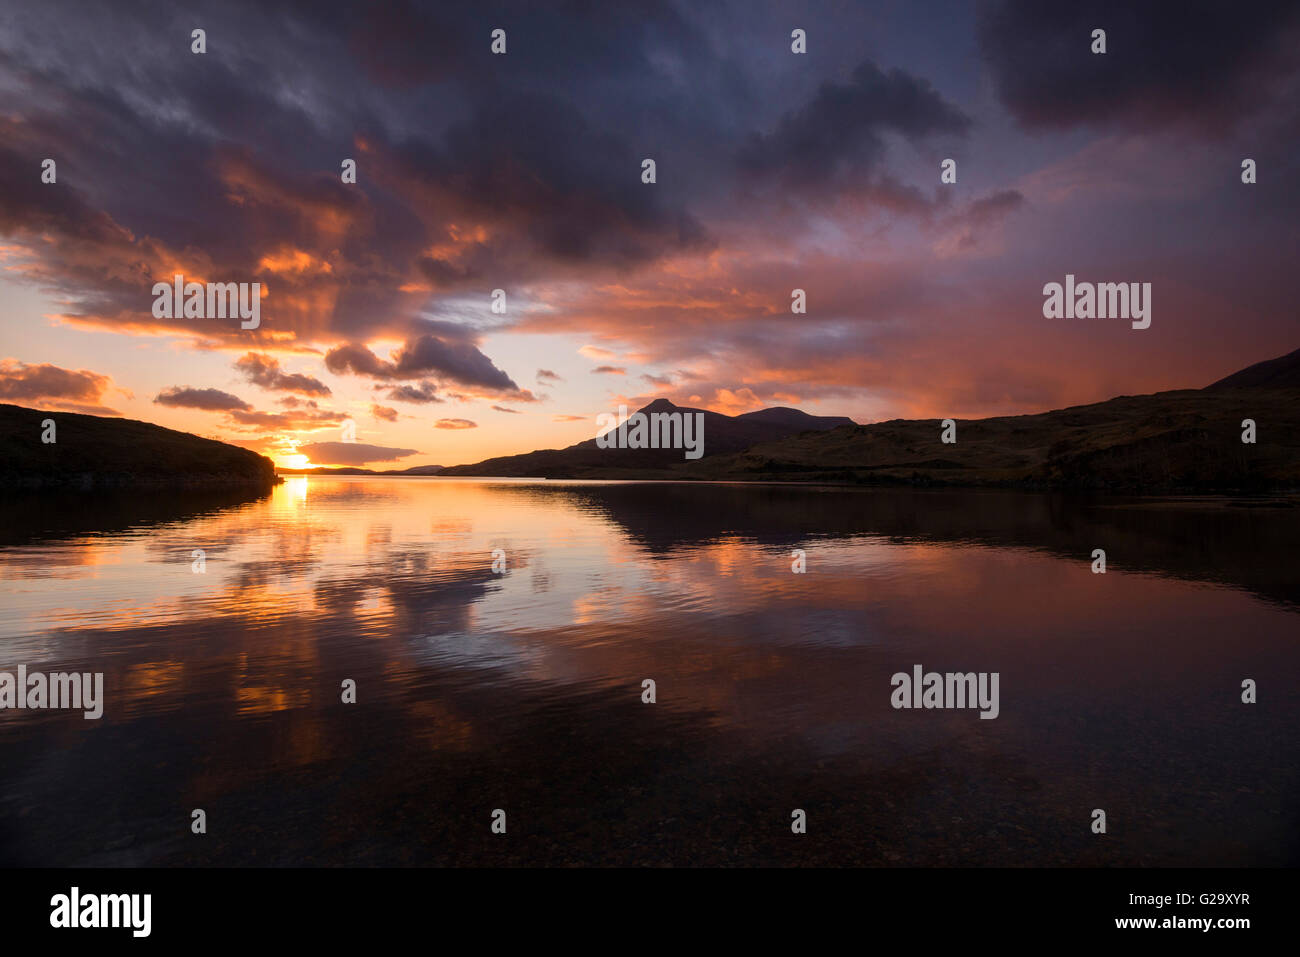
<box><xmin>234</xmin><ymin>353</ymin><xmax>332</xmax><ymax>396</ymax></box>
<box><xmin>979</xmin><ymin>0</ymin><xmax>1300</xmax><ymax>131</ymax></box>
<box><xmin>737</xmin><ymin>60</ymin><xmax>971</xmax><ymax>188</ymax></box>
<box><xmin>0</xmin><ymin>0</ymin><xmax>718</xmax><ymax>354</ymax></box>
<box><xmin>0</xmin><ymin>148</ymin><xmax>127</xmax><ymax>245</ymax></box>
<box><xmin>392</xmin><ymin>91</ymin><xmax>712</xmax><ymax>273</ymax></box>
<box><xmin>325</xmin><ymin>334</ymin><xmax>519</xmax><ymax>391</ymax></box>
<box><xmin>154</xmin><ymin>387</ymin><xmax>251</xmax><ymax>411</ymax></box>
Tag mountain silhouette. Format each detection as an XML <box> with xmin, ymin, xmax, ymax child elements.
<box><xmin>437</xmin><ymin>399</ymin><xmax>855</xmax><ymax>477</ymax></box>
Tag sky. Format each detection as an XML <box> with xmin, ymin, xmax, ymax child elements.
<box><xmin>1</xmin><ymin>0</ymin><xmax>1297</xmax><ymax>468</ymax></box>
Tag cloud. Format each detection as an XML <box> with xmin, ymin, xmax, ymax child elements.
<box><xmin>234</xmin><ymin>353</ymin><xmax>332</xmax><ymax>396</ymax></box>
<box><xmin>0</xmin><ymin>7</ymin><xmax>711</xmax><ymax>357</ymax></box>
<box><xmin>491</xmin><ymin>405</ymin><xmax>522</xmax><ymax>413</ymax></box>
<box><xmin>704</xmin><ymin>387</ymin><xmax>765</xmax><ymax>415</ymax></box>
<box><xmin>151</xmin><ymin>385</ymin><xmax>347</xmax><ymax>432</ymax></box>
<box><xmin>592</xmin><ymin>365</ymin><xmax>627</xmax><ymax>375</ymax></box>
<box><xmin>536</xmin><ymin>369</ymin><xmax>564</xmax><ymax>383</ymax></box>
<box><xmin>552</xmin><ymin>415</ymin><xmax>587</xmax><ymax>423</ymax></box>
<box><xmin>0</xmin><ymin>360</ymin><xmax>119</xmax><ymax>413</ymax></box>
<box><xmin>325</xmin><ymin>334</ymin><xmax>519</xmax><ymax>391</ymax></box>
<box><xmin>491</xmin><ymin>389</ymin><xmax>542</xmax><ymax>404</ymax></box>
<box><xmin>382</xmin><ymin>380</ymin><xmax>442</xmax><ymax>404</ymax></box>
<box><xmin>641</xmin><ymin>373</ymin><xmax>673</xmax><ymax>387</ymax></box>
<box><xmin>737</xmin><ymin>60</ymin><xmax>970</xmax><ymax>190</ymax></box>
<box><xmin>296</xmin><ymin>441</ymin><xmax>419</xmax><ymax>466</ymax></box>
<box><xmin>393</xmin><ymin>91</ymin><xmax>713</xmax><ymax>274</ymax></box>
<box><xmin>154</xmin><ymin>387</ymin><xmax>251</xmax><ymax>412</ymax></box>
<box><xmin>225</xmin><ymin>407</ymin><xmax>345</xmax><ymax>430</ymax></box>
<box><xmin>434</xmin><ymin>418</ymin><xmax>476</xmax><ymax>430</ymax></box>
<box><xmin>932</xmin><ymin>189</ymin><xmax>1026</xmax><ymax>256</ymax></box>
<box><xmin>371</xmin><ymin>404</ymin><xmax>398</xmax><ymax>421</ymax></box>
<box><xmin>979</xmin><ymin>0</ymin><xmax>1300</xmax><ymax>132</ymax></box>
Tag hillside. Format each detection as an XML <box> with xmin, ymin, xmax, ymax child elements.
<box><xmin>0</xmin><ymin>403</ymin><xmax>280</xmax><ymax>489</ymax></box>
<box><xmin>686</xmin><ymin>387</ymin><xmax>1300</xmax><ymax>490</ymax></box>
<box><xmin>1207</xmin><ymin>346</ymin><xmax>1300</xmax><ymax>389</ymax></box>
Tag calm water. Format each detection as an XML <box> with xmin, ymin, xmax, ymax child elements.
<box><xmin>0</xmin><ymin>478</ymin><xmax>1296</xmax><ymax>866</ymax></box>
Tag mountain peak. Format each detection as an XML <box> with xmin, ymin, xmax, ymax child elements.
<box><xmin>639</xmin><ymin>397</ymin><xmax>683</xmax><ymax>413</ymax></box>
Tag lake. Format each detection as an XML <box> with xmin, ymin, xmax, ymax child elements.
<box><xmin>1</xmin><ymin>478</ymin><xmax>1296</xmax><ymax>866</ymax></box>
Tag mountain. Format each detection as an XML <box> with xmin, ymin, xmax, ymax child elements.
<box><xmin>0</xmin><ymin>403</ymin><xmax>279</xmax><ymax>489</ymax></box>
<box><xmin>438</xmin><ymin>399</ymin><xmax>857</xmax><ymax>477</ymax></box>
<box><xmin>734</xmin><ymin>407</ymin><xmax>855</xmax><ymax>430</ymax></box>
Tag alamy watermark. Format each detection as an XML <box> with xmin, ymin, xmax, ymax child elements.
<box><xmin>0</xmin><ymin>666</ymin><xmax>103</xmax><ymax>719</ymax></box>
<box><xmin>151</xmin><ymin>273</ymin><xmax>261</xmax><ymax>329</ymax></box>
<box><xmin>890</xmin><ymin>664</ymin><xmax>1000</xmax><ymax>719</ymax></box>
<box><xmin>1043</xmin><ymin>274</ymin><xmax>1150</xmax><ymax>329</ymax></box>
<box><xmin>50</xmin><ymin>887</ymin><xmax>150</xmax><ymax>937</ymax></box>
<box><xmin>595</xmin><ymin>404</ymin><xmax>704</xmax><ymax>459</ymax></box>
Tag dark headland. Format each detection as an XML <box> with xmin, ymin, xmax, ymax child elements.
<box><xmin>0</xmin><ymin>403</ymin><xmax>279</xmax><ymax>490</ymax></box>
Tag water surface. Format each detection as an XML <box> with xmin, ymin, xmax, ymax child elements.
<box><xmin>1</xmin><ymin>478</ymin><xmax>1296</xmax><ymax>866</ymax></box>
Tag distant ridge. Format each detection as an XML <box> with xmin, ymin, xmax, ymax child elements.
<box><xmin>439</xmin><ymin>399</ymin><xmax>856</xmax><ymax>478</ymax></box>
<box><xmin>734</xmin><ymin>406</ymin><xmax>855</xmax><ymax>429</ymax></box>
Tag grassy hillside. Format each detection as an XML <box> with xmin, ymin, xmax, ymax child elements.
<box><xmin>0</xmin><ymin>403</ymin><xmax>279</xmax><ymax>489</ymax></box>
<box><xmin>1208</xmin><ymin>346</ymin><xmax>1300</xmax><ymax>389</ymax></box>
<box><xmin>683</xmin><ymin>387</ymin><xmax>1300</xmax><ymax>491</ymax></box>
